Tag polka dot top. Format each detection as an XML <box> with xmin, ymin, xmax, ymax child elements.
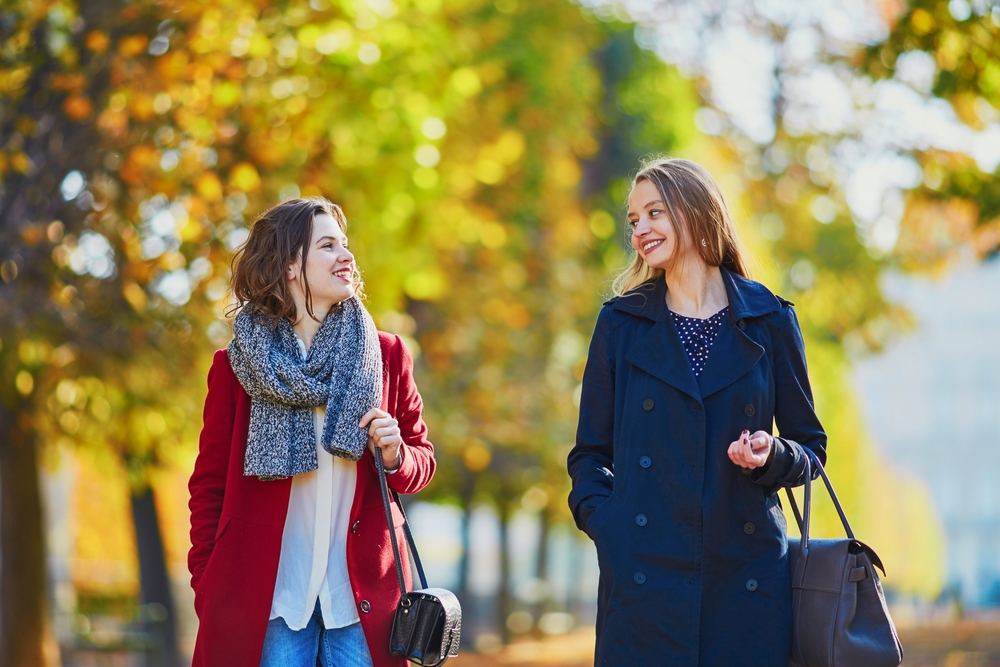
<box><xmin>669</xmin><ymin>307</ymin><xmax>729</xmax><ymax>378</ymax></box>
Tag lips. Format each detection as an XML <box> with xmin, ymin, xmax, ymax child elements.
<box><xmin>333</xmin><ymin>267</ymin><xmax>352</xmax><ymax>282</ymax></box>
<box><xmin>641</xmin><ymin>238</ymin><xmax>664</xmax><ymax>254</ymax></box>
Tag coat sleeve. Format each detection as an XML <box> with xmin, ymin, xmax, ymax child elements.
<box><xmin>382</xmin><ymin>335</ymin><xmax>436</xmax><ymax>495</ymax></box>
<box><xmin>567</xmin><ymin>306</ymin><xmax>616</xmax><ymax>534</ymax></box>
<box><xmin>751</xmin><ymin>303</ymin><xmax>827</xmax><ymax>490</ymax></box>
<box><xmin>187</xmin><ymin>349</ymin><xmax>235</xmax><ymax>594</ymax></box>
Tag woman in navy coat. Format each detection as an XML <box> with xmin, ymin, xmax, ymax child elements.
<box><xmin>567</xmin><ymin>158</ymin><xmax>826</xmax><ymax>666</ymax></box>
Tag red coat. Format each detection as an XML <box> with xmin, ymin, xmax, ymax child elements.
<box><xmin>188</xmin><ymin>332</ymin><xmax>436</xmax><ymax>667</ymax></box>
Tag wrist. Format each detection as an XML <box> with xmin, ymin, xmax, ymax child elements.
<box><xmin>383</xmin><ymin>447</ymin><xmax>403</xmax><ymax>474</ymax></box>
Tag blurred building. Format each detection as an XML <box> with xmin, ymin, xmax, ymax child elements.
<box><xmin>852</xmin><ymin>258</ymin><xmax>1000</xmax><ymax>607</ymax></box>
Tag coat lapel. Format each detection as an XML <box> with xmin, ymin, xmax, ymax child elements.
<box><xmin>613</xmin><ymin>277</ymin><xmax>702</xmax><ymax>401</ymax></box>
<box><xmin>625</xmin><ymin>320</ymin><xmax>702</xmax><ymax>401</ymax></box>
<box><xmin>610</xmin><ymin>268</ymin><xmax>782</xmax><ymax>402</ymax></box>
<box><xmin>696</xmin><ymin>316</ymin><xmax>764</xmax><ymax>399</ymax></box>
<box><xmin>696</xmin><ymin>267</ymin><xmax>779</xmax><ymax>398</ymax></box>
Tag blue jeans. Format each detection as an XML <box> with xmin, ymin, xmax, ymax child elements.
<box><xmin>260</xmin><ymin>602</ymin><xmax>373</xmax><ymax>667</ymax></box>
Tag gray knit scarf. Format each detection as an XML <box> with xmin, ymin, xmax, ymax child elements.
<box><xmin>227</xmin><ymin>296</ymin><xmax>383</xmax><ymax>480</ymax></box>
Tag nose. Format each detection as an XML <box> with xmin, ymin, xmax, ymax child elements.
<box><xmin>633</xmin><ymin>217</ymin><xmax>651</xmax><ymax>236</ymax></box>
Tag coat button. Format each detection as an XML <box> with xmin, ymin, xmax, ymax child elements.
<box><xmin>743</xmin><ymin>522</ymin><xmax>756</xmax><ymax>535</ymax></box>
<box><xmin>746</xmin><ymin>579</ymin><xmax>758</xmax><ymax>592</ymax></box>
<box><xmin>643</xmin><ymin>398</ymin><xmax>654</xmax><ymax>411</ymax></box>
<box><xmin>634</xmin><ymin>572</ymin><xmax>646</xmax><ymax>585</ymax></box>
<box><xmin>744</xmin><ymin>405</ymin><xmax>755</xmax><ymax>417</ymax></box>
<box><xmin>351</xmin><ymin>520</ymin><xmax>360</xmax><ymax>534</ymax></box>
<box><xmin>639</xmin><ymin>456</ymin><xmax>651</xmax><ymax>468</ymax></box>
<box><xmin>635</xmin><ymin>514</ymin><xmax>647</xmax><ymax>526</ymax></box>
<box><xmin>737</xmin><ymin>319</ymin><xmax>747</xmax><ymax>330</ymax></box>
<box><xmin>360</xmin><ymin>600</ymin><xmax>371</xmax><ymax>613</ymax></box>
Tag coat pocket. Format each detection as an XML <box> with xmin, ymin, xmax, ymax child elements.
<box><xmin>214</xmin><ymin>515</ymin><xmax>232</xmax><ymax>542</ymax></box>
<box><xmin>586</xmin><ymin>493</ymin><xmax>621</xmax><ymax>542</ymax></box>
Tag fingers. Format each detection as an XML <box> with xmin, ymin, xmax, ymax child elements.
<box><xmin>365</xmin><ymin>415</ymin><xmax>401</xmax><ymax>449</ymax></box>
<box><xmin>358</xmin><ymin>408</ymin><xmax>390</xmax><ymax>429</ymax></box>
<box><xmin>748</xmin><ymin>430</ymin><xmax>771</xmax><ymax>454</ymax></box>
<box><xmin>728</xmin><ymin>429</ymin><xmax>770</xmax><ymax>469</ymax></box>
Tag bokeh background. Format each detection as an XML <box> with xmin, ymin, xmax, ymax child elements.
<box><xmin>1</xmin><ymin>0</ymin><xmax>999</xmax><ymax>665</ymax></box>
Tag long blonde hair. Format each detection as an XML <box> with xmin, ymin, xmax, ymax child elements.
<box><xmin>612</xmin><ymin>158</ymin><xmax>750</xmax><ymax>296</ymax></box>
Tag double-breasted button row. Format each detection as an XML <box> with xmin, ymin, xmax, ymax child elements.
<box><xmin>643</xmin><ymin>398</ymin><xmax>654</xmax><ymax>411</ymax></box>
<box><xmin>634</xmin><ymin>572</ymin><xmax>646</xmax><ymax>585</ymax></box>
<box><xmin>737</xmin><ymin>319</ymin><xmax>747</xmax><ymax>331</ymax></box>
<box><xmin>744</xmin><ymin>404</ymin><xmax>755</xmax><ymax>416</ymax></box>
<box><xmin>746</xmin><ymin>579</ymin><xmax>758</xmax><ymax>592</ymax></box>
<box><xmin>639</xmin><ymin>456</ymin><xmax>652</xmax><ymax>468</ymax></box>
<box><xmin>635</xmin><ymin>514</ymin><xmax>647</xmax><ymax>526</ymax></box>
<box><xmin>743</xmin><ymin>522</ymin><xmax>756</xmax><ymax>535</ymax></box>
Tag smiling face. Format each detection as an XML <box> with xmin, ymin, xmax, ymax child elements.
<box><xmin>287</xmin><ymin>212</ymin><xmax>356</xmax><ymax>317</ymax></box>
<box><xmin>627</xmin><ymin>177</ymin><xmax>694</xmax><ymax>271</ymax></box>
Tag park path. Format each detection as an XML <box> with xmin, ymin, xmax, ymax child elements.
<box><xmin>451</xmin><ymin>622</ymin><xmax>1000</xmax><ymax>667</ymax></box>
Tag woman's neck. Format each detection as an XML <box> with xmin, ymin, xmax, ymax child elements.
<box><xmin>290</xmin><ymin>298</ymin><xmax>332</xmax><ymax>352</ymax></box>
<box><xmin>664</xmin><ymin>260</ymin><xmax>727</xmax><ymax>319</ymax></box>
<box><xmin>291</xmin><ymin>316</ymin><xmax>321</xmax><ymax>352</ymax></box>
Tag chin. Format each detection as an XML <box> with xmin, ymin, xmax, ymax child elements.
<box><xmin>334</xmin><ymin>285</ymin><xmax>356</xmax><ymax>303</ymax></box>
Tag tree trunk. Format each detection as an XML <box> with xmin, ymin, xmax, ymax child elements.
<box><xmin>496</xmin><ymin>498</ymin><xmax>512</xmax><ymax>645</ymax></box>
<box><xmin>0</xmin><ymin>400</ymin><xmax>57</xmax><ymax>667</ymax></box>
<box><xmin>455</xmin><ymin>472</ymin><xmax>475</xmax><ymax>606</ymax></box>
<box><xmin>532</xmin><ymin>509</ymin><xmax>552</xmax><ymax>632</ymax></box>
<box><xmin>130</xmin><ymin>486</ymin><xmax>181</xmax><ymax>667</ymax></box>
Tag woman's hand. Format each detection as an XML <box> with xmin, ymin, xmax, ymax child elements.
<box><xmin>727</xmin><ymin>429</ymin><xmax>773</xmax><ymax>470</ymax></box>
<box><xmin>360</xmin><ymin>408</ymin><xmax>402</xmax><ymax>470</ymax></box>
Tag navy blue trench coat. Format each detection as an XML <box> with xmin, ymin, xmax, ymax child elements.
<box><xmin>567</xmin><ymin>267</ymin><xmax>827</xmax><ymax>667</ymax></box>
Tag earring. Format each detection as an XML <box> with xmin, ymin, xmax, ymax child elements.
<box><xmin>701</xmin><ymin>239</ymin><xmax>707</xmax><ymax>247</ymax></box>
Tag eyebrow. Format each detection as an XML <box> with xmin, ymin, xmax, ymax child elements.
<box><xmin>316</xmin><ymin>234</ymin><xmax>347</xmax><ymax>244</ymax></box>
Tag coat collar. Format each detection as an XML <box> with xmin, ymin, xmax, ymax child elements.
<box><xmin>607</xmin><ymin>266</ymin><xmax>781</xmax><ymax>322</ymax></box>
<box><xmin>613</xmin><ymin>266</ymin><xmax>775</xmax><ymax>401</ymax></box>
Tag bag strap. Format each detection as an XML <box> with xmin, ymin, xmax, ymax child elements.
<box><xmin>375</xmin><ymin>447</ymin><xmax>429</xmax><ymax>600</ymax></box>
<box><xmin>783</xmin><ymin>448</ymin><xmax>856</xmax><ymax>542</ymax></box>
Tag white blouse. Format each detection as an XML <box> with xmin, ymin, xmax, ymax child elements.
<box><xmin>268</xmin><ymin>338</ymin><xmax>360</xmax><ymax>630</ymax></box>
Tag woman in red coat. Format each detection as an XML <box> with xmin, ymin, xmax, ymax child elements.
<box><xmin>188</xmin><ymin>197</ymin><xmax>436</xmax><ymax>667</ymax></box>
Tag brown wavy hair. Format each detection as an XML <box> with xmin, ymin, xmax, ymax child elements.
<box><xmin>228</xmin><ymin>197</ymin><xmax>364</xmax><ymax>325</ymax></box>
<box><xmin>612</xmin><ymin>157</ymin><xmax>750</xmax><ymax>296</ymax></box>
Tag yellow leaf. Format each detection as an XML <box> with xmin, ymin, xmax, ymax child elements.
<box><xmin>450</xmin><ymin>68</ymin><xmax>481</xmax><ymax>97</ymax></box>
<box><xmin>230</xmin><ymin>162</ymin><xmax>261</xmax><ymax>192</ymax></box>
<box><xmin>15</xmin><ymin>370</ymin><xmax>34</xmax><ymax>395</ymax></box>
<box><xmin>552</xmin><ymin>155</ymin><xmax>582</xmax><ymax>187</ymax></box>
<box><xmin>495</xmin><ymin>130</ymin><xmax>525</xmax><ymax>165</ymax></box>
<box><xmin>85</xmin><ymin>30</ymin><xmax>110</xmax><ymax>54</ymax></box>
<box><xmin>589</xmin><ymin>210</ymin><xmax>616</xmax><ymax>239</ymax></box>
<box><xmin>910</xmin><ymin>8</ymin><xmax>935</xmax><ymax>36</ymax></box>
<box><xmin>117</xmin><ymin>35</ymin><xmax>150</xmax><ymax>58</ymax></box>
<box><xmin>297</xmin><ymin>24</ymin><xmax>322</xmax><ymax>50</ymax></box>
<box><xmin>0</xmin><ymin>66</ymin><xmax>30</xmax><ymax>93</ymax></box>
<box><xmin>212</xmin><ymin>81</ymin><xmax>242</xmax><ymax>107</ymax></box>
<box><xmin>195</xmin><ymin>172</ymin><xmax>223</xmax><ymax>201</ymax></box>
<box><xmin>63</xmin><ymin>95</ymin><xmax>94</xmax><ymax>121</ymax></box>
<box><xmin>463</xmin><ymin>442</ymin><xmax>491</xmax><ymax>471</ymax></box>
<box><xmin>480</xmin><ymin>221</ymin><xmax>507</xmax><ymax>248</ymax></box>
<box><xmin>123</xmin><ymin>281</ymin><xmax>147</xmax><ymax>312</ymax></box>
<box><xmin>403</xmin><ymin>269</ymin><xmax>447</xmax><ymax>301</ymax></box>
<box><xmin>10</xmin><ymin>151</ymin><xmax>30</xmax><ymax>174</ymax></box>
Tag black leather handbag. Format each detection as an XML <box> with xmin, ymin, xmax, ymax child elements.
<box><xmin>785</xmin><ymin>449</ymin><xmax>903</xmax><ymax>667</ymax></box>
<box><xmin>375</xmin><ymin>448</ymin><xmax>461</xmax><ymax>666</ymax></box>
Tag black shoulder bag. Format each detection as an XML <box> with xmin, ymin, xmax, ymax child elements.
<box><xmin>375</xmin><ymin>448</ymin><xmax>462</xmax><ymax>666</ymax></box>
<box><xmin>785</xmin><ymin>449</ymin><xmax>903</xmax><ymax>667</ymax></box>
